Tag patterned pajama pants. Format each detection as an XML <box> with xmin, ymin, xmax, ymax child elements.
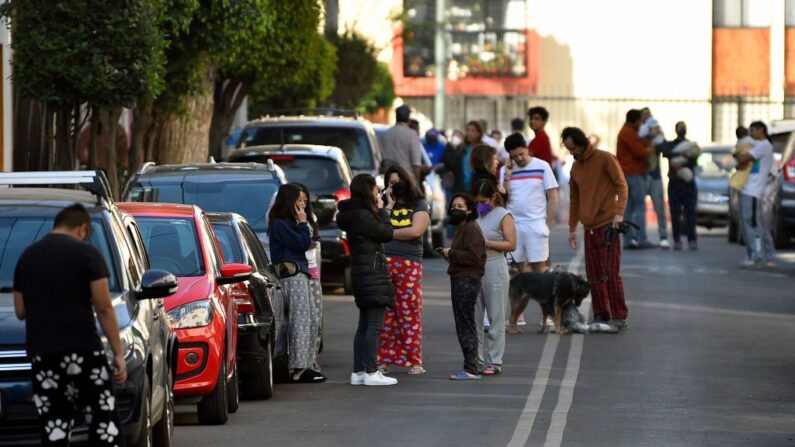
<box><xmin>309</xmin><ymin>278</ymin><xmax>324</xmax><ymax>371</ymax></box>
<box><xmin>378</xmin><ymin>258</ymin><xmax>423</xmax><ymax>367</ymax></box>
<box><xmin>450</xmin><ymin>276</ymin><xmax>481</xmax><ymax>374</ymax></box>
<box><xmin>31</xmin><ymin>350</ymin><xmax>124</xmax><ymax>446</ymax></box>
<box><xmin>281</xmin><ymin>274</ymin><xmax>318</xmax><ymax>371</ymax></box>
<box><xmin>584</xmin><ymin>225</ymin><xmax>628</xmax><ymax>322</ymax></box>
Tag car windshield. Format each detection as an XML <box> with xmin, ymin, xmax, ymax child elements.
<box><xmin>0</xmin><ymin>217</ymin><xmax>118</xmax><ymax>291</ymax></box>
<box><xmin>239</xmin><ymin>126</ymin><xmax>373</xmax><ymax>171</ymax></box>
<box><xmin>242</xmin><ymin>156</ymin><xmax>345</xmax><ymax>191</ymax></box>
<box><xmin>135</xmin><ymin>217</ymin><xmax>205</xmax><ymax>277</ymax></box>
<box><xmin>184</xmin><ymin>179</ymin><xmax>280</xmax><ymax>232</ymax></box>
<box><xmin>211</xmin><ymin>223</ymin><xmax>244</xmax><ymax>264</ymax></box>
<box><xmin>698</xmin><ymin>151</ymin><xmax>735</xmax><ymax>176</ymax></box>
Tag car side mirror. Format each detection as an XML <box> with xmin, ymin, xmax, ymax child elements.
<box><xmin>218</xmin><ymin>263</ymin><xmax>253</xmax><ymax>285</ymax></box>
<box><xmin>273</xmin><ymin>261</ymin><xmax>299</xmax><ymax>279</ymax></box>
<box><xmin>137</xmin><ymin>269</ymin><xmax>178</xmax><ymax>300</ymax></box>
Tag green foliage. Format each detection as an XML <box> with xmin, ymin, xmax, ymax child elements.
<box><xmin>359</xmin><ymin>62</ymin><xmax>395</xmax><ymax>114</ymax></box>
<box><xmin>3</xmin><ymin>0</ymin><xmax>165</xmax><ymax>109</ymax></box>
<box><xmin>324</xmin><ymin>29</ymin><xmax>379</xmax><ymax>110</ymax></box>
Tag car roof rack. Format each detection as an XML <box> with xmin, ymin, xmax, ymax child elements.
<box><xmin>0</xmin><ymin>170</ymin><xmax>113</xmax><ymax>204</ymax></box>
<box><xmin>259</xmin><ymin>108</ymin><xmax>360</xmax><ymax>119</ymax></box>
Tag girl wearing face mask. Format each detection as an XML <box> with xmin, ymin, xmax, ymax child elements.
<box><xmin>377</xmin><ymin>165</ymin><xmax>431</xmax><ymax>375</ymax></box>
<box><xmin>472</xmin><ymin>179</ymin><xmax>517</xmax><ymax>376</ymax></box>
<box><xmin>441</xmin><ymin>193</ymin><xmax>487</xmax><ymax>380</ymax></box>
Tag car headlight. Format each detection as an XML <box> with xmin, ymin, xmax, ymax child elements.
<box><xmin>166</xmin><ymin>300</ymin><xmax>214</xmax><ymax>329</ymax></box>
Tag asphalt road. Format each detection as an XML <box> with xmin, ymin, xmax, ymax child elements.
<box><xmin>173</xmin><ymin>226</ymin><xmax>795</xmax><ymax>447</ymax></box>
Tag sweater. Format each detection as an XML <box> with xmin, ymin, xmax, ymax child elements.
<box><xmin>616</xmin><ymin>124</ymin><xmax>651</xmax><ymax>176</ymax></box>
<box><xmin>448</xmin><ymin>220</ymin><xmax>486</xmax><ymax>279</ymax></box>
<box><xmin>569</xmin><ymin>145</ymin><xmax>629</xmax><ymax>232</ymax></box>
<box><xmin>528</xmin><ymin>130</ymin><xmax>553</xmax><ymax>166</ymax></box>
<box><xmin>268</xmin><ymin>219</ymin><xmax>312</xmax><ymax>275</ymax></box>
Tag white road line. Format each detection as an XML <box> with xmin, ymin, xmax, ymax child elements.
<box><xmin>506</xmin><ymin>246</ymin><xmax>585</xmax><ymax>447</ymax></box>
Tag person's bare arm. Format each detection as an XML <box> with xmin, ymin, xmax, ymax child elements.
<box><xmin>486</xmin><ymin>214</ymin><xmax>517</xmax><ymax>252</ymax></box>
<box><xmin>91</xmin><ymin>278</ymin><xmax>127</xmax><ymax>383</ymax></box>
<box><xmin>393</xmin><ymin>211</ymin><xmax>430</xmax><ymax>240</ymax></box>
<box><xmin>13</xmin><ymin>292</ymin><xmax>25</xmax><ymax>320</ymax></box>
<box><xmin>545</xmin><ymin>187</ymin><xmax>558</xmax><ymax>228</ymax></box>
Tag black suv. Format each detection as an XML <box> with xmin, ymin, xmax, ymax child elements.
<box><xmin>236</xmin><ymin>112</ymin><xmax>383</xmax><ymax>178</ymax></box>
<box><xmin>122</xmin><ymin>162</ymin><xmax>287</xmax><ymax>253</ymax></box>
<box><xmin>0</xmin><ymin>171</ymin><xmax>178</xmax><ymax>446</ymax></box>
<box><xmin>226</xmin><ymin>144</ymin><xmax>354</xmax><ymax>292</ymax></box>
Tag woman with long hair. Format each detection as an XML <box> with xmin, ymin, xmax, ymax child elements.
<box><xmin>472</xmin><ymin>179</ymin><xmax>516</xmax><ymax>376</ymax></box>
<box><xmin>293</xmin><ymin>183</ymin><xmax>324</xmax><ymax>372</ymax></box>
<box><xmin>377</xmin><ymin>165</ymin><xmax>431</xmax><ymax>375</ymax></box>
<box><xmin>441</xmin><ymin>193</ymin><xmax>486</xmax><ymax>380</ymax></box>
<box><xmin>443</xmin><ymin>120</ymin><xmax>485</xmax><ymax>194</ymax></box>
<box><xmin>336</xmin><ymin>174</ymin><xmax>398</xmax><ymax>386</ymax></box>
<box><xmin>268</xmin><ymin>183</ymin><xmax>325</xmax><ymax>383</ymax></box>
<box><xmin>470</xmin><ymin>144</ymin><xmax>507</xmax><ymax>197</ymax></box>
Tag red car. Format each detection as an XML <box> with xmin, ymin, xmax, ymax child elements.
<box><xmin>118</xmin><ymin>202</ymin><xmax>252</xmax><ymax>425</ymax></box>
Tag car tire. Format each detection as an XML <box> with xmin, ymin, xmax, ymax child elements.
<box><xmin>196</xmin><ymin>360</ymin><xmax>228</xmax><ymax>425</ymax></box>
<box><xmin>273</xmin><ymin>352</ymin><xmax>291</xmax><ymax>384</ymax></box>
<box><xmin>242</xmin><ymin>338</ymin><xmax>274</xmax><ymax>400</ymax></box>
<box><xmin>135</xmin><ymin>376</ymin><xmax>153</xmax><ymax>447</ymax></box>
<box><xmin>227</xmin><ymin>361</ymin><xmax>239</xmax><ymax>414</ymax></box>
<box><xmin>152</xmin><ymin>364</ymin><xmax>174</xmax><ymax>447</ymax></box>
<box><xmin>343</xmin><ymin>267</ymin><xmax>353</xmax><ymax>295</ymax></box>
<box><xmin>728</xmin><ymin>216</ymin><xmax>739</xmax><ymax>243</ymax></box>
<box><xmin>773</xmin><ymin>208</ymin><xmax>792</xmax><ymax>249</ymax></box>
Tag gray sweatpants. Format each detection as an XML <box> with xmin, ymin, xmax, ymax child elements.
<box><xmin>648</xmin><ymin>177</ymin><xmax>668</xmax><ymax>240</ymax></box>
<box><xmin>475</xmin><ymin>256</ymin><xmax>509</xmax><ymax>368</ymax></box>
<box><xmin>739</xmin><ymin>192</ymin><xmax>776</xmax><ymax>262</ymax></box>
<box><xmin>281</xmin><ymin>274</ymin><xmax>318</xmax><ymax>370</ymax></box>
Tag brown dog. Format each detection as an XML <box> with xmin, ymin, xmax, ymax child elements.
<box><xmin>507</xmin><ymin>271</ymin><xmax>590</xmax><ymax>335</ymax></box>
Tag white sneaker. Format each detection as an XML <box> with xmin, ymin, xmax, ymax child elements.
<box><xmin>364</xmin><ymin>371</ymin><xmax>398</xmax><ymax>386</ymax></box>
<box><xmin>351</xmin><ymin>372</ymin><xmax>365</xmax><ymax>386</ymax></box>
<box><xmin>660</xmin><ymin>239</ymin><xmax>671</xmax><ymax>249</ymax></box>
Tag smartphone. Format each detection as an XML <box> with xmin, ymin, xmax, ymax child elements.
<box><xmin>434</xmin><ymin>247</ymin><xmax>445</xmax><ymax>256</ymax></box>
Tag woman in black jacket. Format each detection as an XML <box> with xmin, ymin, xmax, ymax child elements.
<box><xmin>336</xmin><ymin>174</ymin><xmax>398</xmax><ymax>386</ymax></box>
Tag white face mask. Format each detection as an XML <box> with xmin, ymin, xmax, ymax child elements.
<box><xmin>451</xmin><ymin>135</ymin><xmax>463</xmax><ymax>146</ymax></box>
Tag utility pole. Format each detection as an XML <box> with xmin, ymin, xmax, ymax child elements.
<box><xmin>434</xmin><ymin>0</ymin><xmax>446</xmax><ymax>130</ymax></box>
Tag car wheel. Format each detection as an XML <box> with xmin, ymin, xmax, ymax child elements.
<box><xmin>273</xmin><ymin>352</ymin><xmax>290</xmax><ymax>384</ymax></box>
<box><xmin>196</xmin><ymin>360</ymin><xmax>228</xmax><ymax>425</ymax></box>
<box><xmin>728</xmin><ymin>216</ymin><xmax>739</xmax><ymax>243</ymax></box>
<box><xmin>152</xmin><ymin>364</ymin><xmax>174</xmax><ymax>447</ymax></box>
<box><xmin>135</xmin><ymin>376</ymin><xmax>153</xmax><ymax>447</ymax></box>
<box><xmin>241</xmin><ymin>338</ymin><xmax>274</xmax><ymax>399</ymax></box>
<box><xmin>343</xmin><ymin>266</ymin><xmax>353</xmax><ymax>295</ymax></box>
<box><xmin>227</xmin><ymin>361</ymin><xmax>239</xmax><ymax>414</ymax></box>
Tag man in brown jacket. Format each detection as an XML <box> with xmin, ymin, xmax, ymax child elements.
<box><xmin>562</xmin><ymin>127</ymin><xmax>630</xmax><ymax>330</ymax></box>
<box><xmin>616</xmin><ymin>109</ymin><xmax>655</xmax><ymax>249</ymax></box>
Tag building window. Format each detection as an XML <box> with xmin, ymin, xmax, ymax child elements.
<box><xmin>403</xmin><ymin>0</ymin><xmax>528</xmax><ymax>78</ymax></box>
<box><xmin>713</xmin><ymin>0</ymin><xmax>771</xmax><ymax>27</ymax></box>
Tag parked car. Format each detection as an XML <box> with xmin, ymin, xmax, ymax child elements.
<box><xmin>374</xmin><ymin>123</ymin><xmax>447</xmax><ymax>251</ymax></box>
<box><xmin>0</xmin><ymin>171</ymin><xmax>178</xmax><ymax>446</ymax></box>
<box><xmin>236</xmin><ymin>112</ymin><xmax>383</xmax><ymax>178</ymax></box>
<box><xmin>728</xmin><ymin>120</ymin><xmax>795</xmax><ymax>247</ymax></box>
<box><xmin>122</xmin><ymin>162</ymin><xmax>286</xmax><ymax>254</ymax></box>
<box><xmin>118</xmin><ymin>202</ymin><xmax>252</xmax><ymax>425</ymax></box>
<box><xmin>226</xmin><ymin>144</ymin><xmax>354</xmax><ymax>292</ymax></box>
<box><xmin>207</xmin><ymin>212</ymin><xmax>282</xmax><ymax>397</ymax></box>
<box><xmin>695</xmin><ymin>144</ymin><xmax>734</xmax><ymax>229</ymax></box>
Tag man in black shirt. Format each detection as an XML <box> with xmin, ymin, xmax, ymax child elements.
<box><xmin>13</xmin><ymin>203</ymin><xmax>127</xmax><ymax>446</ymax></box>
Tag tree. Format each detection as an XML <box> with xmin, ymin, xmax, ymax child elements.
<box><xmin>359</xmin><ymin>62</ymin><xmax>396</xmax><ymax>114</ymax></box>
<box><xmin>3</xmin><ymin>0</ymin><xmax>164</xmax><ymax>196</ymax></box>
<box><xmin>324</xmin><ymin>29</ymin><xmax>379</xmax><ymax>110</ymax></box>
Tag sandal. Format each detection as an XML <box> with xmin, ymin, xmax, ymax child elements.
<box><xmin>449</xmin><ymin>370</ymin><xmax>481</xmax><ymax>380</ymax></box>
<box><xmin>408</xmin><ymin>366</ymin><xmax>426</xmax><ymax>375</ymax></box>
<box><xmin>482</xmin><ymin>365</ymin><xmax>502</xmax><ymax>376</ymax></box>
<box><xmin>295</xmin><ymin>369</ymin><xmax>327</xmax><ymax>383</ymax></box>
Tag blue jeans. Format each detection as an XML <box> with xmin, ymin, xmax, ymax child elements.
<box><xmin>623</xmin><ymin>174</ymin><xmax>648</xmax><ymax>244</ymax></box>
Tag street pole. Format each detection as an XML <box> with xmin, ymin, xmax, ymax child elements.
<box><xmin>434</xmin><ymin>0</ymin><xmax>446</xmax><ymax>130</ymax></box>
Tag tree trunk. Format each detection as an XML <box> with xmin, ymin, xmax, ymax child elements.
<box><xmin>157</xmin><ymin>66</ymin><xmax>216</xmax><ymax>164</ymax></box>
<box><xmin>88</xmin><ymin>107</ymin><xmax>98</xmax><ymax>170</ymax></box>
<box><xmin>55</xmin><ymin>108</ymin><xmax>75</xmax><ymax>171</ymax></box>
<box><xmin>100</xmin><ymin>109</ymin><xmax>123</xmax><ymax>199</ymax></box>
<box><xmin>130</xmin><ymin>101</ymin><xmax>153</xmax><ymax>173</ymax></box>
<box><xmin>209</xmin><ymin>77</ymin><xmax>251</xmax><ymax>161</ymax></box>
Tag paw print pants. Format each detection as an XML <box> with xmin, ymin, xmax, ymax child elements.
<box><xmin>31</xmin><ymin>350</ymin><xmax>124</xmax><ymax>446</ymax></box>
<box><xmin>378</xmin><ymin>257</ymin><xmax>423</xmax><ymax>368</ymax></box>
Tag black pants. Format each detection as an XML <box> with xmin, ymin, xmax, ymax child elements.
<box><xmin>451</xmin><ymin>276</ymin><xmax>481</xmax><ymax>374</ymax></box>
<box><xmin>669</xmin><ymin>180</ymin><xmax>697</xmax><ymax>243</ymax></box>
<box><xmin>353</xmin><ymin>306</ymin><xmax>386</xmax><ymax>373</ymax></box>
<box><xmin>31</xmin><ymin>350</ymin><xmax>124</xmax><ymax>446</ymax></box>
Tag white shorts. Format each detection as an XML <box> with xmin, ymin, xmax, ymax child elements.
<box><xmin>511</xmin><ymin>220</ymin><xmax>550</xmax><ymax>263</ymax></box>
